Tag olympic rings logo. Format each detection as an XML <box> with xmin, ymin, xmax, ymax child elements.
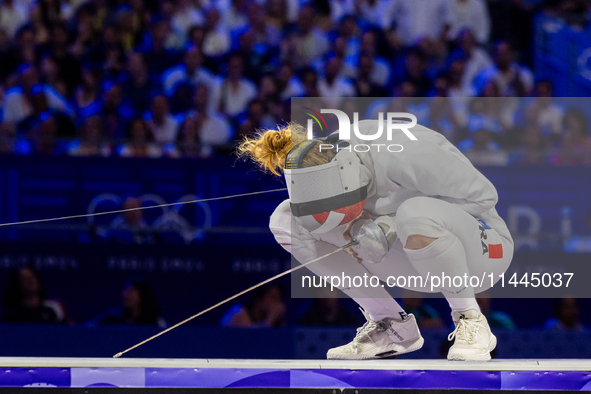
<box><xmin>86</xmin><ymin>193</ymin><xmax>213</xmax><ymax>243</ymax></box>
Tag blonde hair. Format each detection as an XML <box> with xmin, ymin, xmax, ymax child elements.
<box><xmin>237</xmin><ymin>122</ymin><xmax>336</xmax><ymax>176</ymax></box>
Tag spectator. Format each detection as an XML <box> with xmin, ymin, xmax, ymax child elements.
<box><xmin>544</xmin><ymin>298</ymin><xmax>588</xmax><ymax>332</ymax></box>
<box><xmin>522</xmin><ymin>81</ymin><xmax>565</xmax><ymax>142</ymax></box>
<box><xmin>235</xmin><ymin>29</ymin><xmax>274</xmax><ymax>83</ymax></box>
<box><xmin>117</xmin><ymin>1</ymin><xmax>147</xmax><ymax>53</ymax></box>
<box><xmin>222</xmin><ymin>0</ymin><xmax>248</xmax><ymax>31</ymax></box>
<box><xmin>444</xmin><ymin>0</ymin><xmax>491</xmax><ymax>44</ymax></box>
<box><xmin>458</xmin><ymin>114</ymin><xmax>508</xmax><ymax>166</ymax></box>
<box><xmin>276</xmin><ymin>62</ymin><xmax>304</xmax><ymax>101</ymax></box>
<box><xmin>388</xmin><ymin>0</ymin><xmax>448</xmax><ymax>47</ymax></box>
<box><xmin>91</xmin><ymin>24</ymin><xmax>126</xmax><ymax>79</ymax></box>
<box><xmin>138</xmin><ymin>16</ymin><xmax>182</xmax><ymax>75</ymax></box>
<box><xmin>145</xmin><ymin>95</ymin><xmax>178</xmax><ymax>144</ymax></box>
<box><xmin>118</xmin><ymin>118</ymin><xmax>161</xmax><ymax>158</ymax></box>
<box><xmin>334</xmin><ymin>14</ymin><xmax>360</xmax><ymax>59</ymax></box>
<box><xmin>474</xmin><ymin>41</ymin><xmax>534</xmax><ymax>96</ymax></box>
<box><xmin>82</xmin><ymin>81</ymin><xmax>134</xmax><ymax>140</ymax></box>
<box><xmin>237</xmin><ymin>98</ymin><xmax>275</xmax><ymax>139</ymax></box>
<box><xmin>0</xmin><ymin>0</ymin><xmax>29</xmax><ymax>39</ymax></box>
<box><xmin>187</xmin><ymin>25</ymin><xmax>205</xmax><ymax>51</ymax></box>
<box><xmin>217</xmin><ymin>53</ymin><xmax>257</xmax><ymax>120</ymax></box>
<box><xmin>343</xmin><ymin>30</ymin><xmax>390</xmax><ymax>89</ymax></box>
<box><xmin>330</xmin><ymin>0</ymin><xmax>354</xmax><ymax>23</ymax></box>
<box><xmin>238</xmin><ymin>1</ymin><xmax>282</xmax><ymax>50</ymax></box>
<box><xmin>15</xmin><ymin>82</ymin><xmax>75</xmax><ymax>137</ymax></box>
<box><xmin>120</xmin><ymin>52</ymin><xmax>161</xmax><ymax>116</ymax></box>
<box><xmin>38</xmin><ymin>0</ymin><xmax>69</xmax><ymax>26</ymax></box>
<box><xmin>298</xmin><ymin>288</ymin><xmax>360</xmax><ymax>326</ymax></box>
<box><xmin>292</xmin><ymin>4</ymin><xmax>329</xmax><ymax>68</ymax></box>
<box><xmin>355</xmin><ymin>0</ymin><xmax>387</xmax><ymax>27</ymax></box>
<box><xmin>171</xmin><ymin>0</ymin><xmax>204</xmax><ymax>40</ymax></box>
<box><xmin>165</xmin><ymin>118</ymin><xmax>202</xmax><ymax>158</ymax></box>
<box><xmin>418</xmin><ymin>36</ymin><xmax>448</xmax><ymax>78</ymax></box>
<box><xmin>43</xmin><ymin>23</ymin><xmax>82</xmax><ymax>97</ymax></box>
<box><xmin>39</xmin><ymin>55</ymin><xmax>68</xmax><ymax>97</ymax></box>
<box><xmin>3</xmin><ymin>64</ymin><xmax>74</xmax><ymax>131</ymax></box>
<box><xmin>547</xmin><ymin>110</ymin><xmax>589</xmax><ymax>166</ymax></box>
<box><xmin>13</xmin><ymin>25</ymin><xmax>38</xmax><ymax>71</ymax></box>
<box><xmin>265</xmin><ymin>0</ymin><xmax>289</xmax><ymax>31</ymax></box>
<box><xmin>87</xmin><ymin>280</ymin><xmax>166</xmax><ymax>327</ymax></box>
<box><xmin>548</xmin><ymin>128</ymin><xmax>585</xmax><ymax>166</ymax></box>
<box><xmin>221</xmin><ymin>284</ymin><xmax>286</xmax><ymax>328</ymax></box>
<box><xmin>299</xmin><ymin>297</ymin><xmax>361</xmax><ymax>326</ymax></box>
<box><xmin>317</xmin><ymin>54</ymin><xmax>354</xmax><ymax>107</ymax></box>
<box><xmin>257</xmin><ymin>74</ymin><xmax>282</xmax><ymax>121</ymax></box>
<box><xmin>477</xmin><ymin>295</ymin><xmax>516</xmax><ymax>330</ymax></box>
<box><xmin>565</xmin><ymin>109</ymin><xmax>591</xmax><ymax>165</ymax></box>
<box><xmin>202</xmin><ymin>6</ymin><xmax>230</xmax><ymax>58</ymax></box>
<box><xmin>69</xmin><ymin>5</ymin><xmax>97</xmax><ymax>59</ymax></box>
<box><xmin>428</xmin><ymin>94</ymin><xmax>458</xmax><ymax>142</ymax></box>
<box><xmin>2</xmin><ymin>266</ymin><xmax>65</xmax><ymax>324</ymax></box>
<box><xmin>385</xmin><ymin>82</ymin><xmax>430</xmax><ymax>125</ymax></box>
<box><xmin>0</xmin><ymin>28</ymin><xmax>25</xmax><ymax>83</ymax></box>
<box><xmin>74</xmin><ymin>66</ymin><xmax>101</xmax><ymax>113</ymax></box>
<box><xmin>509</xmin><ymin>124</ymin><xmax>548</xmax><ymax>166</ymax></box>
<box><xmin>401</xmin><ymin>294</ymin><xmax>444</xmax><ymax>329</ymax></box>
<box><xmin>162</xmin><ymin>47</ymin><xmax>216</xmax><ymax>102</ymax></box>
<box><xmin>104</xmin><ymin>196</ymin><xmax>157</xmax><ymax>243</ymax></box>
<box><xmin>447</xmin><ymin>59</ymin><xmax>476</xmax><ymax>132</ymax></box>
<box><xmin>68</xmin><ymin>115</ymin><xmax>111</xmax><ymax>157</ymax></box>
<box><xmin>449</xmin><ymin>29</ymin><xmax>492</xmax><ymax>93</ymax></box>
<box><xmin>16</xmin><ymin>109</ymin><xmax>72</xmax><ymax>156</ymax></box>
<box><xmin>392</xmin><ymin>48</ymin><xmax>432</xmax><ymax>96</ymax></box>
<box><xmin>353</xmin><ymin>52</ymin><xmax>387</xmax><ymax>97</ymax></box>
<box><xmin>29</xmin><ymin>4</ymin><xmax>50</xmax><ymax>46</ymax></box>
<box><xmin>181</xmin><ymin>83</ymin><xmax>231</xmax><ymax>157</ymax></box>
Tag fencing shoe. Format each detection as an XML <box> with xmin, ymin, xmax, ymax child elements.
<box><xmin>327</xmin><ymin>309</ymin><xmax>424</xmax><ymax>360</ymax></box>
<box><xmin>447</xmin><ymin>309</ymin><xmax>497</xmax><ymax>361</ymax></box>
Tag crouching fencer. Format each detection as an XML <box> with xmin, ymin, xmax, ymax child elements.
<box><xmin>238</xmin><ymin>119</ymin><xmax>513</xmax><ymax>361</ymax></box>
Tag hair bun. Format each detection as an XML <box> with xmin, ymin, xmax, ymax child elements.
<box><xmin>237</xmin><ymin>123</ymin><xmax>306</xmax><ymax>176</ymax></box>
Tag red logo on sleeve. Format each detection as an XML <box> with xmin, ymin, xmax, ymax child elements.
<box><xmin>488</xmin><ymin>244</ymin><xmax>503</xmax><ymax>259</ymax></box>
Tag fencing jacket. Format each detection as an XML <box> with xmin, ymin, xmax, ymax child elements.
<box><xmin>270</xmin><ymin>119</ymin><xmax>511</xmax><ymax>258</ymax></box>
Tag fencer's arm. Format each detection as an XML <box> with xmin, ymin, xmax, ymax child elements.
<box><xmin>393</xmin><ymin>140</ymin><xmax>498</xmax><ymax>216</ymax></box>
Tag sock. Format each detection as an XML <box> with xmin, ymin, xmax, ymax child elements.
<box><xmin>346</xmin><ymin>292</ymin><xmax>407</xmax><ymax>321</ymax></box>
<box><xmin>290</xmin><ymin>235</ymin><xmax>408</xmax><ymax>323</ymax></box>
<box><xmin>403</xmin><ymin>231</ymin><xmax>481</xmax><ymax>314</ymax></box>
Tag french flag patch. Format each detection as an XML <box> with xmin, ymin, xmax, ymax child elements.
<box><xmin>488</xmin><ymin>244</ymin><xmax>503</xmax><ymax>259</ymax></box>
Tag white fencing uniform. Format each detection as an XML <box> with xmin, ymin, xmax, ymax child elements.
<box><xmin>270</xmin><ymin>120</ymin><xmax>514</xmax><ymax>319</ymax></box>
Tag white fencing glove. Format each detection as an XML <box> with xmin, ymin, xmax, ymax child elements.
<box><xmin>349</xmin><ymin>216</ymin><xmax>397</xmax><ymax>264</ymax></box>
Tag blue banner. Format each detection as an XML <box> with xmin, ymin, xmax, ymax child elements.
<box><xmin>0</xmin><ymin>156</ymin><xmax>590</xmax><ymax>251</ymax></box>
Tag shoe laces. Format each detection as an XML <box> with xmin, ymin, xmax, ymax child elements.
<box><xmin>448</xmin><ymin>315</ymin><xmax>481</xmax><ymax>344</ymax></box>
<box><xmin>354</xmin><ymin>320</ymin><xmax>377</xmax><ymax>339</ymax></box>
<box><xmin>350</xmin><ymin>309</ymin><xmax>386</xmax><ymax>353</ymax></box>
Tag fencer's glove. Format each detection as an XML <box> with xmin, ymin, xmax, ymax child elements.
<box><xmin>349</xmin><ymin>216</ymin><xmax>397</xmax><ymax>264</ymax></box>
<box><xmin>373</xmin><ymin>215</ymin><xmax>397</xmax><ymax>249</ymax></box>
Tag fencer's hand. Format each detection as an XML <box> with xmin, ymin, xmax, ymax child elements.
<box><xmin>343</xmin><ymin>210</ymin><xmax>372</xmax><ymax>264</ymax></box>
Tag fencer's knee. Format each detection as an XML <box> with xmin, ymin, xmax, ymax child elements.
<box><xmin>396</xmin><ymin>197</ymin><xmax>446</xmax><ymax>247</ymax></box>
<box><xmin>405</xmin><ymin>234</ymin><xmax>438</xmax><ymax>250</ymax></box>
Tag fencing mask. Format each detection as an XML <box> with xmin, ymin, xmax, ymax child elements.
<box><xmin>284</xmin><ymin>134</ymin><xmax>370</xmax><ymax>234</ymax></box>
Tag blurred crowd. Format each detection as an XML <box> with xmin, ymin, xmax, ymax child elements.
<box><xmin>2</xmin><ymin>266</ymin><xmax>588</xmax><ymax>334</ymax></box>
<box><xmin>0</xmin><ymin>0</ymin><xmax>590</xmax><ymax>163</ymax></box>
